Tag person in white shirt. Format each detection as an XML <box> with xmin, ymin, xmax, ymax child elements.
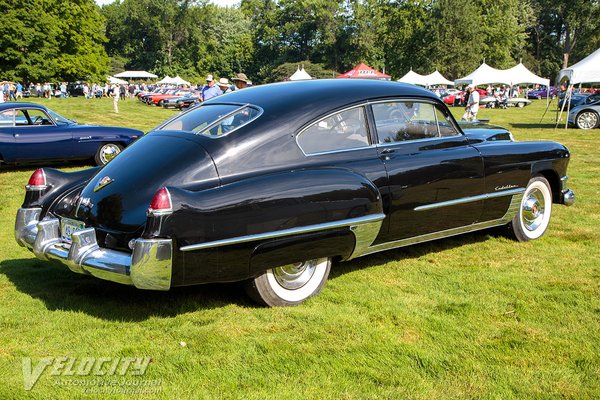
<box><xmin>462</xmin><ymin>85</ymin><xmax>479</xmax><ymax>121</ymax></box>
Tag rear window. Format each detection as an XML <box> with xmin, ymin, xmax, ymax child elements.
<box><xmin>156</xmin><ymin>104</ymin><xmax>261</xmax><ymax>137</ymax></box>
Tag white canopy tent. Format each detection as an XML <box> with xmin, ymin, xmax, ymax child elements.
<box><xmin>156</xmin><ymin>76</ymin><xmax>175</xmax><ymax>85</ymax></box>
<box><xmin>556</xmin><ymin>48</ymin><xmax>600</xmax><ymax>129</ymax></box>
<box><xmin>107</xmin><ymin>76</ymin><xmax>128</xmax><ymax>85</ymax></box>
<box><xmin>505</xmin><ymin>63</ymin><xmax>549</xmax><ymax>87</ymax></box>
<box><xmin>558</xmin><ymin>47</ymin><xmax>600</xmax><ymax>85</ymax></box>
<box><xmin>454</xmin><ymin>63</ymin><xmax>512</xmax><ymax>86</ymax></box>
<box><xmin>289</xmin><ymin>67</ymin><xmax>312</xmax><ymax>81</ymax></box>
<box><xmin>424</xmin><ymin>70</ymin><xmax>454</xmax><ymax>86</ymax></box>
<box><xmin>113</xmin><ymin>70</ymin><xmax>158</xmax><ymax>79</ymax></box>
<box><xmin>171</xmin><ymin>75</ymin><xmax>191</xmax><ymax>86</ymax></box>
<box><xmin>398</xmin><ymin>70</ymin><xmax>428</xmax><ymax>86</ymax></box>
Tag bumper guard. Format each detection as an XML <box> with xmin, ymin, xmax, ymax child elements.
<box><xmin>14</xmin><ymin>208</ymin><xmax>172</xmax><ymax>291</ymax></box>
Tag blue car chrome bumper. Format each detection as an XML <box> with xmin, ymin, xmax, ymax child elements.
<box><xmin>14</xmin><ymin>208</ymin><xmax>172</xmax><ymax>290</ymax></box>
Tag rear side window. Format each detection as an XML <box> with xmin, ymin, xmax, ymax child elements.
<box><xmin>157</xmin><ymin>104</ymin><xmax>261</xmax><ymax>137</ymax></box>
<box><xmin>297</xmin><ymin>107</ymin><xmax>370</xmax><ymax>155</ymax></box>
<box><xmin>372</xmin><ymin>101</ymin><xmax>458</xmax><ymax>143</ymax></box>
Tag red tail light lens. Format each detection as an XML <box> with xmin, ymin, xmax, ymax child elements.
<box><xmin>148</xmin><ymin>187</ymin><xmax>172</xmax><ymax>216</ymax></box>
<box><xmin>26</xmin><ymin>168</ymin><xmax>47</xmax><ymax>190</ymax></box>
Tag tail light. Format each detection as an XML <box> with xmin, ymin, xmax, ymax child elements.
<box><xmin>148</xmin><ymin>187</ymin><xmax>172</xmax><ymax>216</ymax></box>
<box><xmin>26</xmin><ymin>168</ymin><xmax>47</xmax><ymax>191</ymax></box>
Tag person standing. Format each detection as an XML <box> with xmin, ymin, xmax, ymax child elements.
<box><xmin>201</xmin><ymin>75</ymin><xmax>221</xmax><ymax>101</ymax></box>
<box><xmin>8</xmin><ymin>82</ymin><xmax>16</xmax><ymax>101</ymax></box>
<box><xmin>462</xmin><ymin>85</ymin><xmax>480</xmax><ymax>121</ymax></box>
<box><xmin>217</xmin><ymin>78</ymin><xmax>233</xmax><ymax>94</ymax></box>
<box><xmin>232</xmin><ymin>73</ymin><xmax>250</xmax><ymax>90</ymax></box>
<box><xmin>111</xmin><ymin>84</ymin><xmax>119</xmax><ymax>113</ymax></box>
<box><xmin>15</xmin><ymin>82</ymin><xmax>23</xmax><ymax>99</ymax></box>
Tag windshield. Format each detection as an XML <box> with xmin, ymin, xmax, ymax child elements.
<box><xmin>48</xmin><ymin>110</ymin><xmax>73</xmax><ymax>125</ymax></box>
<box><xmin>156</xmin><ymin>104</ymin><xmax>261</xmax><ymax>137</ymax></box>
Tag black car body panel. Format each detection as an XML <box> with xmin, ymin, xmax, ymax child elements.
<box><xmin>16</xmin><ymin>80</ymin><xmax>574</xmax><ymax>292</ymax></box>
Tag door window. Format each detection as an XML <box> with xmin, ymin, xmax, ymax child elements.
<box><xmin>297</xmin><ymin>107</ymin><xmax>370</xmax><ymax>155</ymax></box>
<box><xmin>0</xmin><ymin>110</ymin><xmax>16</xmax><ymax>127</ymax></box>
<box><xmin>372</xmin><ymin>101</ymin><xmax>458</xmax><ymax>143</ymax></box>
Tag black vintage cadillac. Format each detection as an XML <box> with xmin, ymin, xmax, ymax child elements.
<box><xmin>15</xmin><ymin>80</ymin><xmax>575</xmax><ymax>306</ymax></box>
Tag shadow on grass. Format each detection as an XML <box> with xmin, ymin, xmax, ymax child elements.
<box><xmin>1</xmin><ymin>230</ymin><xmax>501</xmax><ymax>321</ymax></box>
<box><xmin>0</xmin><ymin>258</ymin><xmax>251</xmax><ymax>322</ymax></box>
<box><xmin>509</xmin><ymin>123</ymin><xmax>563</xmax><ymax>129</ymax></box>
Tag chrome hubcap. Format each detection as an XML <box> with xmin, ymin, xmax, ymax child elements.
<box><xmin>273</xmin><ymin>260</ymin><xmax>318</xmax><ymax>290</ymax></box>
<box><xmin>577</xmin><ymin>112</ymin><xmax>598</xmax><ymax>129</ymax></box>
<box><xmin>522</xmin><ymin>188</ymin><xmax>545</xmax><ymax>231</ymax></box>
<box><xmin>100</xmin><ymin>144</ymin><xmax>120</xmax><ymax>164</ymax></box>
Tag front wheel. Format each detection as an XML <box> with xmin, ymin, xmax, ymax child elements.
<box><xmin>517</xmin><ymin>102</ymin><xmax>525</xmax><ymax>108</ymax></box>
<box><xmin>509</xmin><ymin>176</ymin><xmax>552</xmax><ymax>241</ymax></box>
<box><xmin>245</xmin><ymin>257</ymin><xmax>331</xmax><ymax>307</ymax></box>
<box><xmin>576</xmin><ymin>111</ymin><xmax>599</xmax><ymax>130</ymax></box>
<box><xmin>94</xmin><ymin>143</ymin><xmax>123</xmax><ymax>165</ymax></box>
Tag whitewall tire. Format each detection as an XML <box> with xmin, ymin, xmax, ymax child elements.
<box><xmin>509</xmin><ymin>176</ymin><xmax>552</xmax><ymax>241</ymax></box>
<box><xmin>245</xmin><ymin>257</ymin><xmax>331</xmax><ymax>307</ymax></box>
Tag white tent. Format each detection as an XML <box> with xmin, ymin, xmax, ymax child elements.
<box><xmin>114</xmin><ymin>70</ymin><xmax>158</xmax><ymax>79</ymax></box>
<box><xmin>398</xmin><ymin>70</ymin><xmax>428</xmax><ymax>86</ymax></box>
<box><xmin>399</xmin><ymin>70</ymin><xmax>454</xmax><ymax>87</ymax></box>
<box><xmin>172</xmin><ymin>75</ymin><xmax>191</xmax><ymax>86</ymax></box>
<box><xmin>505</xmin><ymin>63</ymin><xmax>549</xmax><ymax>86</ymax></box>
<box><xmin>424</xmin><ymin>70</ymin><xmax>454</xmax><ymax>86</ymax></box>
<box><xmin>558</xmin><ymin>47</ymin><xmax>600</xmax><ymax>84</ymax></box>
<box><xmin>289</xmin><ymin>67</ymin><xmax>312</xmax><ymax>81</ymax></box>
<box><xmin>156</xmin><ymin>75</ymin><xmax>175</xmax><ymax>85</ymax></box>
<box><xmin>454</xmin><ymin>63</ymin><xmax>512</xmax><ymax>86</ymax></box>
<box><xmin>107</xmin><ymin>76</ymin><xmax>128</xmax><ymax>85</ymax></box>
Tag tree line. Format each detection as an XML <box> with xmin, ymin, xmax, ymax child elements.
<box><xmin>1</xmin><ymin>0</ymin><xmax>598</xmax><ymax>85</ymax></box>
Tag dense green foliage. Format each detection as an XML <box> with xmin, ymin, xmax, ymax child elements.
<box><xmin>0</xmin><ymin>0</ymin><xmax>598</xmax><ymax>83</ymax></box>
<box><xmin>0</xmin><ymin>0</ymin><xmax>109</xmax><ymax>82</ymax></box>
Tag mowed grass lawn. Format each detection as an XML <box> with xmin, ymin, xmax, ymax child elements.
<box><xmin>0</xmin><ymin>96</ymin><xmax>598</xmax><ymax>399</ymax></box>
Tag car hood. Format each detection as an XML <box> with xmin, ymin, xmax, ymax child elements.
<box><xmin>459</xmin><ymin>121</ymin><xmax>513</xmax><ymax>143</ymax></box>
<box><xmin>59</xmin><ymin>132</ymin><xmax>219</xmax><ymax>237</ymax></box>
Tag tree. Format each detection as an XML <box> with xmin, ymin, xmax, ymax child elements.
<box><xmin>0</xmin><ymin>0</ymin><xmax>109</xmax><ymax>82</ymax></box>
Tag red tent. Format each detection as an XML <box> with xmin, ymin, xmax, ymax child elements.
<box><xmin>336</xmin><ymin>63</ymin><xmax>391</xmax><ymax>80</ymax></box>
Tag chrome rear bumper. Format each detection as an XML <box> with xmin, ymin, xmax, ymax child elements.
<box><xmin>14</xmin><ymin>208</ymin><xmax>172</xmax><ymax>291</ymax></box>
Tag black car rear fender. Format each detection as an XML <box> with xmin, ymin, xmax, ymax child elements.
<box><xmin>144</xmin><ymin>168</ymin><xmax>384</xmax><ymax>284</ymax></box>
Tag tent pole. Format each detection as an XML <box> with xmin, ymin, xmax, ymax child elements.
<box><xmin>565</xmin><ymin>85</ymin><xmax>573</xmax><ymax>129</ymax></box>
<box><xmin>556</xmin><ymin>85</ymin><xmax>572</xmax><ymax>129</ymax></box>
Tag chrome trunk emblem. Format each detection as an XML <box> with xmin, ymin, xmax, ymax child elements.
<box><xmin>94</xmin><ymin>176</ymin><xmax>114</xmax><ymax>192</ymax></box>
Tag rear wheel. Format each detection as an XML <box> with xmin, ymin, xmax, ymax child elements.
<box><xmin>94</xmin><ymin>143</ymin><xmax>123</xmax><ymax>165</ymax></box>
<box><xmin>245</xmin><ymin>257</ymin><xmax>331</xmax><ymax>307</ymax></box>
<box><xmin>576</xmin><ymin>111</ymin><xmax>599</xmax><ymax>130</ymax></box>
<box><xmin>509</xmin><ymin>176</ymin><xmax>552</xmax><ymax>241</ymax></box>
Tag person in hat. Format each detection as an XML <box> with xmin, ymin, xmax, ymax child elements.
<box><xmin>462</xmin><ymin>84</ymin><xmax>479</xmax><ymax>121</ymax></box>
<box><xmin>217</xmin><ymin>78</ymin><xmax>233</xmax><ymax>94</ymax></box>
<box><xmin>232</xmin><ymin>73</ymin><xmax>250</xmax><ymax>90</ymax></box>
<box><xmin>201</xmin><ymin>74</ymin><xmax>222</xmax><ymax>101</ymax></box>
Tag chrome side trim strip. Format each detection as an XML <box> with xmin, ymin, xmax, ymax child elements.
<box><xmin>414</xmin><ymin>188</ymin><xmax>525</xmax><ymax>211</ymax></box>
<box><xmin>350</xmin><ymin>193</ymin><xmax>523</xmax><ymax>259</ymax></box>
<box><xmin>180</xmin><ymin>213</ymin><xmax>386</xmax><ymax>252</ymax></box>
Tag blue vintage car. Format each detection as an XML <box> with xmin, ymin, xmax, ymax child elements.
<box><xmin>0</xmin><ymin>103</ymin><xmax>143</xmax><ymax>165</ymax></box>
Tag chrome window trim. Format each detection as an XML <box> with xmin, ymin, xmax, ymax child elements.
<box><xmin>11</xmin><ymin>107</ymin><xmax>57</xmax><ymax>127</ymax></box>
<box><xmin>180</xmin><ymin>213</ymin><xmax>386</xmax><ymax>252</ymax></box>
<box><xmin>296</xmin><ymin>104</ymin><xmax>372</xmax><ymax>156</ymax></box>
<box><xmin>369</xmin><ymin>98</ymin><xmax>461</xmax><ymax>145</ymax></box>
<box><xmin>413</xmin><ymin>188</ymin><xmax>525</xmax><ymax>211</ymax></box>
<box><xmin>153</xmin><ymin>102</ymin><xmax>263</xmax><ymax>138</ymax></box>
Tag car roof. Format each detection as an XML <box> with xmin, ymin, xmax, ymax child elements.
<box><xmin>0</xmin><ymin>102</ymin><xmax>47</xmax><ymax>112</ymax></box>
<box><xmin>203</xmin><ymin>79</ymin><xmax>439</xmax><ymax>118</ymax></box>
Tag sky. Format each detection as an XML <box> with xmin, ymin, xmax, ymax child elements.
<box><xmin>95</xmin><ymin>0</ymin><xmax>239</xmax><ymax>6</ymax></box>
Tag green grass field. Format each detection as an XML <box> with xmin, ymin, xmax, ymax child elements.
<box><xmin>0</xmin><ymin>97</ymin><xmax>598</xmax><ymax>399</ymax></box>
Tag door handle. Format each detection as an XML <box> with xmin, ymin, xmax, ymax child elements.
<box><xmin>380</xmin><ymin>148</ymin><xmax>395</xmax><ymax>154</ymax></box>
<box><xmin>14</xmin><ymin>134</ymin><xmax>19</xmax><ymax>137</ymax></box>
<box><xmin>380</xmin><ymin>148</ymin><xmax>395</xmax><ymax>160</ymax></box>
